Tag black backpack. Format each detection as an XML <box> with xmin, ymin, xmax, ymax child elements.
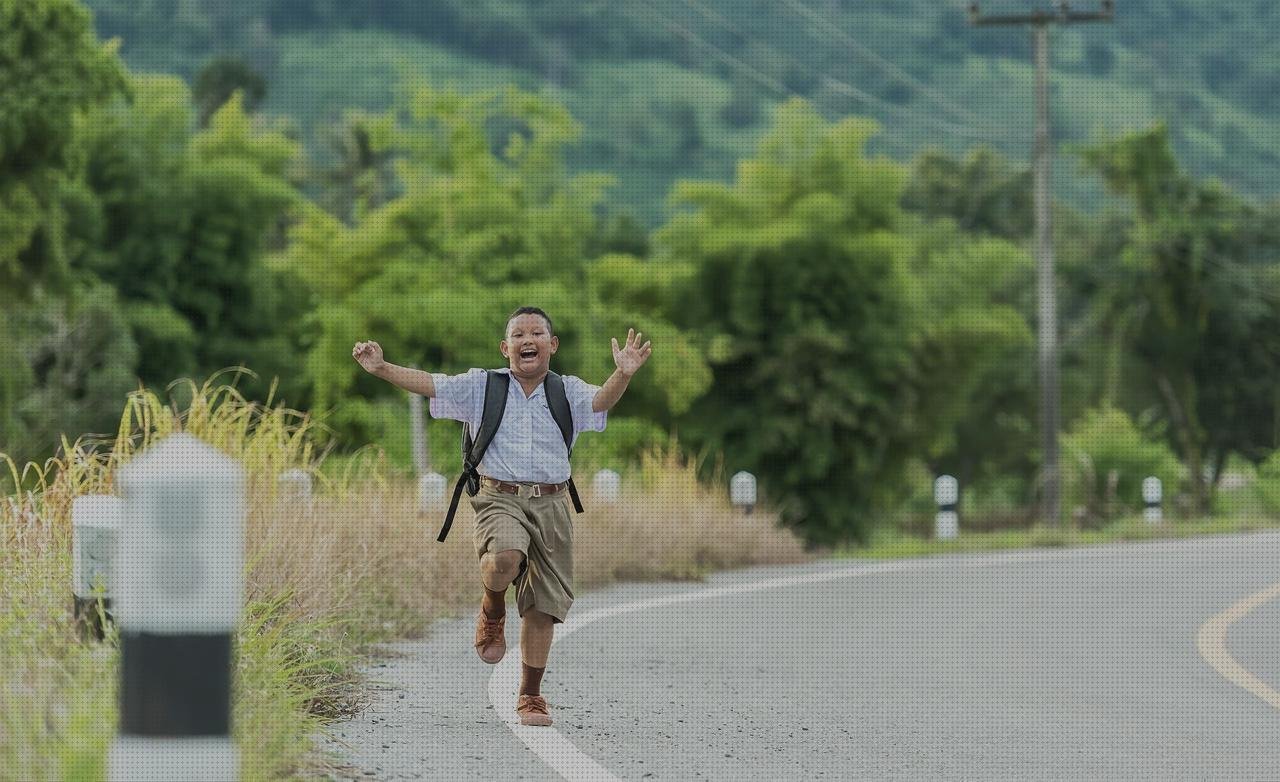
<box><xmin>437</xmin><ymin>370</ymin><xmax>584</xmax><ymax>542</ymax></box>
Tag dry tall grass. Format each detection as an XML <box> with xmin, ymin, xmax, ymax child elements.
<box><xmin>2</xmin><ymin>373</ymin><xmax>810</xmax><ymax>776</ymax></box>
<box><xmin>251</xmin><ymin>447</ymin><xmax>811</xmax><ymax>643</ymax></box>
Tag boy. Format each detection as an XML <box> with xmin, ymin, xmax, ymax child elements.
<box><xmin>352</xmin><ymin>307</ymin><xmax>652</xmax><ymax>726</ymax></box>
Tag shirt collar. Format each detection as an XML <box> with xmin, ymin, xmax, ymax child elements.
<box><xmin>496</xmin><ymin>367</ymin><xmax>545</xmax><ymax>399</ymax></box>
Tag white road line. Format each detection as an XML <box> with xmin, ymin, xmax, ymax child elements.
<box><xmin>489</xmin><ymin>549</ymin><xmax>1064</xmax><ymax>781</ymax></box>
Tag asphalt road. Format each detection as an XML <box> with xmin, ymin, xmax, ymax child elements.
<box><xmin>325</xmin><ymin>531</ymin><xmax>1280</xmax><ymax>780</ymax></box>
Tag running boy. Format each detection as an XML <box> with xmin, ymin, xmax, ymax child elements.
<box><xmin>351</xmin><ymin>307</ymin><xmax>652</xmax><ymax>726</ymax></box>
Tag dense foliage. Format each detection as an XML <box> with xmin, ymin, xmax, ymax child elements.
<box><xmin>4</xmin><ymin>0</ymin><xmax>1280</xmax><ymax>542</ymax></box>
<box><xmin>82</xmin><ymin>0</ymin><xmax>1280</xmax><ymax>223</ymax></box>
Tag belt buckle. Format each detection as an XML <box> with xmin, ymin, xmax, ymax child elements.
<box><xmin>519</xmin><ymin>483</ymin><xmax>540</xmax><ymax>499</ymax></box>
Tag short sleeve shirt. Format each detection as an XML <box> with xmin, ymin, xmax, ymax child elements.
<box><xmin>428</xmin><ymin>368</ymin><xmax>607</xmax><ymax>483</ymax></box>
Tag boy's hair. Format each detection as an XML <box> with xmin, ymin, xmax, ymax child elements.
<box><xmin>505</xmin><ymin>306</ymin><xmax>554</xmax><ymax>336</ymax></box>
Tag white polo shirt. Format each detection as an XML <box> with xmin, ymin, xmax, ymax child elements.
<box><xmin>428</xmin><ymin>367</ymin><xmax>607</xmax><ymax>484</ymax></box>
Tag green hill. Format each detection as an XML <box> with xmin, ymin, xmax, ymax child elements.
<box><xmin>85</xmin><ymin>0</ymin><xmax>1280</xmax><ymax>223</ymax></box>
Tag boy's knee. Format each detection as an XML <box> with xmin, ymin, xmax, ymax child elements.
<box><xmin>485</xmin><ymin>549</ymin><xmax>525</xmax><ymax>578</ymax></box>
<box><xmin>498</xmin><ymin>549</ymin><xmax>525</xmax><ymax>574</ymax></box>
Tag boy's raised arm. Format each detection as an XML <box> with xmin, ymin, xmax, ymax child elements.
<box><xmin>592</xmin><ymin>328</ymin><xmax>652</xmax><ymax>413</ymax></box>
<box><xmin>352</xmin><ymin>340</ymin><xmax>437</xmax><ymax>397</ymax></box>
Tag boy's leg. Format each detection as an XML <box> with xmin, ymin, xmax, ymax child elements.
<box><xmin>480</xmin><ymin>549</ymin><xmax>525</xmax><ymax>617</ymax></box>
<box><xmin>471</xmin><ymin>490</ymin><xmax>532</xmax><ymax>665</ymax></box>
<box><xmin>520</xmin><ymin>609</ymin><xmax>555</xmax><ymax>670</ymax></box>
<box><xmin>474</xmin><ymin>548</ymin><xmax>525</xmax><ymax>664</ymax></box>
<box><xmin>517</xmin><ymin>610</ymin><xmax>555</xmax><ymax>726</ymax></box>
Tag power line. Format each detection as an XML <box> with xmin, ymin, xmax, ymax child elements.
<box><xmin>780</xmin><ymin>0</ymin><xmax>994</xmax><ymax>130</ymax></box>
<box><xmin>674</xmin><ymin>0</ymin><xmax>1004</xmax><ymax>140</ymax></box>
<box><xmin>617</xmin><ymin>3</ymin><xmax>791</xmax><ymax>98</ymax></box>
<box><xmin>637</xmin><ymin>0</ymin><xmax>1012</xmax><ymax>143</ymax></box>
<box><xmin>675</xmin><ymin>0</ymin><xmax>1003</xmax><ymax>140</ymax></box>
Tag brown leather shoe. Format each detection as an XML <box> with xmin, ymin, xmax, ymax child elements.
<box><xmin>516</xmin><ymin>694</ymin><xmax>552</xmax><ymax>726</ymax></box>
<box><xmin>474</xmin><ymin>611</ymin><xmax>506</xmax><ymax>664</ymax></box>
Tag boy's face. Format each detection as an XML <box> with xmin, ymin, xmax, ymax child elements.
<box><xmin>501</xmin><ymin>313</ymin><xmax>558</xmax><ymax>380</ymax></box>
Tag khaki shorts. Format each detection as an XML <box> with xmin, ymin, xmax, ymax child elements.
<box><xmin>470</xmin><ymin>483</ymin><xmax>575</xmax><ymax>623</ymax></box>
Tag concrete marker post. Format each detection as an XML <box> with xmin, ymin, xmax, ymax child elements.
<box><xmin>935</xmin><ymin>475</ymin><xmax>959</xmax><ymax>541</ymax></box>
<box><xmin>109</xmin><ymin>433</ymin><xmax>245</xmax><ymax>782</ymax></box>
<box><xmin>730</xmin><ymin>471</ymin><xmax>757</xmax><ymax>515</ymax></box>
<box><xmin>418</xmin><ymin>471</ymin><xmax>448</xmax><ymax>514</ymax></box>
<box><xmin>1142</xmin><ymin>476</ymin><xmax>1163</xmax><ymax>524</ymax></box>
<box><xmin>409</xmin><ymin>385</ymin><xmax>428</xmax><ymax>476</ymax></box>
<box><xmin>592</xmin><ymin>469</ymin><xmax>621</xmax><ymax>504</ymax></box>
<box><xmin>277</xmin><ymin>468</ymin><xmax>312</xmax><ymax>508</ymax></box>
<box><xmin>72</xmin><ymin>494</ymin><xmax>122</xmax><ymax>640</ymax></box>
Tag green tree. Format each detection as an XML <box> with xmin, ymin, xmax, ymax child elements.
<box><xmin>4</xmin><ymin>283</ymin><xmax>138</xmax><ymax>464</ymax></box>
<box><xmin>0</xmin><ymin>0</ymin><xmax>124</xmax><ymax>295</ymax></box>
<box><xmin>897</xmin><ymin>147</ymin><xmax>1045</xmax><ymax>502</ymax></box>
<box><xmin>1061</xmin><ymin>405</ymin><xmax>1181</xmax><ymax>524</ymax></box>
<box><xmin>275</xmin><ymin>82</ymin><xmax>708</xmax><ymax>465</ymax></box>
<box><xmin>312</xmin><ymin>112</ymin><xmax>398</xmax><ymax>226</ymax></box>
<box><xmin>73</xmin><ymin>78</ymin><xmax>308</xmax><ymax>405</ymax></box>
<box><xmin>193</xmin><ymin>55</ymin><xmax>266</xmax><ymax>126</ymax></box>
<box><xmin>1080</xmin><ymin>125</ymin><xmax>1280</xmax><ymax>512</ymax></box>
<box><xmin>901</xmin><ymin>147</ymin><xmax>1033</xmax><ymax>240</ymax></box>
<box><xmin>658</xmin><ymin>99</ymin><xmax>920</xmax><ymax>543</ymax></box>
<box><xmin>0</xmin><ymin>0</ymin><xmax>127</xmax><ymax>466</ymax></box>
<box><xmin>906</xmin><ymin>220</ymin><xmax>1036</xmax><ymax>497</ymax></box>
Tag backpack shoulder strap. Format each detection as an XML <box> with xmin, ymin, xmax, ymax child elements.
<box><xmin>542</xmin><ymin>371</ymin><xmax>574</xmax><ymax>454</ymax></box>
<box><xmin>438</xmin><ymin>370</ymin><xmax>509</xmax><ymax>542</ymax></box>
<box><xmin>467</xmin><ymin>370</ymin><xmax>510</xmax><ymax>466</ymax></box>
<box><xmin>543</xmin><ymin>371</ymin><xmax>584</xmax><ymax>514</ymax></box>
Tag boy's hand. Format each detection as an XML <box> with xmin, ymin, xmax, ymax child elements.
<box><xmin>352</xmin><ymin>340</ymin><xmax>386</xmax><ymax>374</ymax></box>
<box><xmin>611</xmin><ymin>328</ymin><xmax>652</xmax><ymax>377</ymax></box>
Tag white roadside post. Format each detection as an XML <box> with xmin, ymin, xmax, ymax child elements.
<box><xmin>277</xmin><ymin>468</ymin><xmax>312</xmax><ymax>507</ymax></box>
<box><xmin>730</xmin><ymin>471</ymin><xmax>757</xmax><ymax>515</ymax></box>
<box><xmin>110</xmin><ymin>433</ymin><xmax>245</xmax><ymax>782</ymax></box>
<box><xmin>592</xmin><ymin>469</ymin><xmax>621</xmax><ymax>504</ymax></box>
<box><xmin>409</xmin><ymin>387</ymin><xmax>428</xmax><ymax>476</ymax></box>
<box><xmin>72</xmin><ymin>495</ymin><xmax>122</xmax><ymax>640</ymax></box>
<box><xmin>934</xmin><ymin>475</ymin><xmax>959</xmax><ymax>541</ymax></box>
<box><xmin>1142</xmin><ymin>476</ymin><xmax>1163</xmax><ymax>524</ymax></box>
<box><xmin>418</xmin><ymin>471</ymin><xmax>448</xmax><ymax>514</ymax></box>
<box><xmin>410</xmin><ymin>375</ymin><xmax>446</xmax><ymax>517</ymax></box>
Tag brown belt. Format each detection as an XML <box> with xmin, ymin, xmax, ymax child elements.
<box><xmin>480</xmin><ymin>476</ymin><xmax>568</xmax><ymax>498</ymax></box>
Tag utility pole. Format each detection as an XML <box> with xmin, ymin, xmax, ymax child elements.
<box><xmin>409</xmin><ymin>364</ymin><xmax>429</xmax><ymax>475</ymax></box>
<box><xmin>968</xmin><ymin>1</ymin><xmax>1113</xmax><ymax>526</ymax></box>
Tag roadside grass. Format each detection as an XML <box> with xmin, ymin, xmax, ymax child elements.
<box><xmin>1</xmin><ymin>375</ymin><xmax>806</xmax><ymax>779</ymax></box>
<box><xmin>840</xmin><ymin>512</ymin><xmax>1280</xmax><ymax>560</ymax></box>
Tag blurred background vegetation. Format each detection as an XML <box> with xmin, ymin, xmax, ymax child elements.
<box><xmin>5</xmin><ymin>0</ymin><xmax>1280</xmax><ymax>545</ymax></box>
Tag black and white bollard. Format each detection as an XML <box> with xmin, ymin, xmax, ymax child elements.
<box><xmin>1142</xmin><ymin>476</ymin><xmax>1162</xmax><ymax>524</ymax></box>
<box><xmin>417</xmin><ymin>471</ymin><xmax>448</xmax><ymax>513</ymax></box>
<box><xmin>934</xmin><ymin>475</ymin><xmax>959</xmax><ymax>541</ymax></box>
<box><xmin>109</xmin><ymin>433</ymin><xmax>245</xmax><ymax>782</ymax></box>
<box><xmin>592</xmin><ymin>469</ymin><xmax>621</xmax><ymax>504</ymax></box>
<box><xmin>72</xmin><ymin>494</ymin><xmax>122</xmax><ymax>640</ymax></box>
<box><xmin>730</xmin><ymin>471</ymin><xmax>757</xmax><ymax>515</ymax></box>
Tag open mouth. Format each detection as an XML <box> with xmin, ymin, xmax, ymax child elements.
<box><xmin>519</xmin><ymin>348</ymin><xmax>538</xmax><ymax>361</ymax></box>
